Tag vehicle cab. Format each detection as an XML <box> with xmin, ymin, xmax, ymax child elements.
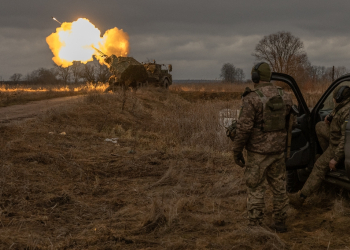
<box><xmin>271</xmin><ymin>73</ymin><xmax>350</xmax><ymax>191</ymax></box>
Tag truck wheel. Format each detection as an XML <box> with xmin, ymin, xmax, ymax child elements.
<box><xmin>163</xmin><ymin>79</ymin><xmax>169</xmax><ymax>89</ymax></box>
<box><xmin>286</xmin><ymin>169</ymin><xmax>301</xmax><ymax>193</ymax></box>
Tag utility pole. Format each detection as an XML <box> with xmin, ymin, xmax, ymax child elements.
<box><xmin>332</xmin><ymin>66</ymin><xmax>335</xmax><ymax>82</ymax></box>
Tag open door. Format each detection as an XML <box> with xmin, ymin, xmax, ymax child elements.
<box><xmin>345</xmin><ymin>117</ymin><xmax>350</xmax><ymax>180</ymax></box>
<box><xmin>271</xmin><ymin>73</ymin><xmax>312</xmax><ymax>170</ymax></box>
<box><xmin>311</xmin><ymin>74</ymin><xmax>350</xmax><ymax>182</ymax></box>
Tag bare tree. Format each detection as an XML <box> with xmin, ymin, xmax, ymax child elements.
<box><xmin>9</xmin><ymin>73</ymin><xmax>22</xmax><ymax>83</ymax></box>
<box><xmin>220</xmin><ymin>63</ymin><xmax>245</xmax><ymax>83</ymax></box>
<box><xmin>253</xmin><ymin>31</ymin><xmax>309</xmax><ymax>82</ymax></box>
<box><xmin>324</xmin><ymin>66</ymin><xmax>349</xmax><ymax>82</ymax></box>
<box><xmin>55</xmin><ymin>65</ymin><xmax>70</xmax><ymax>84</ymax></box>
<box><xmin>305</xmin><ymin>65</ymin><xmax>349</xmax><ymax>84</ymax></box>
<box><xmin>333</xmin><ymin>66</ymin><xmax>349</xmax><ymax>79</ymax></box>
<box><xmin>220</xmin><ymin>63</ymin><xmax>236</xmax><ymax>82</ymax></box>
<box><xmin>25</xmin><ymin>68</ymin><xmax>58</xmax><ymax>84</ymax></box>
<box><xmin>235</xmin><ymin>68</ymin><xmax>245</xmax><ymax>83</ymax></box>
<box><xmin>71</xmin><ymin>61</ymin><xmax>83</xmax><ymax>83</ymax></box>
<box><xmin>80</xmin><ymin>64</ymin><xmax>96</xmax><ymax>83</ymax></box>
<box><xmin>308</xmin><ymin>65</ymin><xmax>326</xmax><ymax>83</ymax></box>
<box><xmin>96</xmin><ymin>64</ymin><xmax>111</xmax><ymax>83</ymax></box>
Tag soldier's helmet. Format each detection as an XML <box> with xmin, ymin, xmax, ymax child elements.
<box><xmin>251</xmin><ymin>62</ymin><xmax>271</xmax><ymax>83</ymax></box>
<box><xmin>333</xmin><ymin>85</ymin><xmax>350</xmax><ymax>103</ymax></box>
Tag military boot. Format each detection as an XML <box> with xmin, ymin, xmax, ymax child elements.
<box><xmin>273</xmin><ymin>221</ymin><xmax>287</xmax><ymax>233</ymax></box>
<box><xmin>288</xmin><ymin>191</ymin><xmax>306</xmax><ymax>208</ymax></box>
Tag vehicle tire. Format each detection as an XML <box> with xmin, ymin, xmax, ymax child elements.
<box><xmin>286</xmin><ymin>169</ymin><xmax>301</xmax><ymax>193</ymax></box>
<box><xmin>163</xmin><ymin>79</ymin><xmax>169</xmax><ymax>89</ymax></box>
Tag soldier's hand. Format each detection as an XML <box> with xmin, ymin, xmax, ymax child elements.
<box><xmin>234</xmin><ymin>151</ymin><xmax>245</xmax><ymax>168</ymax></box>
<box><xmin>329</xmin><ymin>158</ymin><xmax>337</xmax><ymax>171</ymax></box>
<box><xmin>324</xmin><ymin>115</ymin><xmax>330</xmax><ymax>124</ymax></box>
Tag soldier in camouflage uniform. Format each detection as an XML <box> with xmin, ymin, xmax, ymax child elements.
<box><xmin>232</xmin><ymin>62</ymin><xmax>293</xmax><ymax>233</ymax></box>
<box><xmin>289</xmin><ymin>86</ymin><xmax>350</xmax><ymax>207</ymax></box>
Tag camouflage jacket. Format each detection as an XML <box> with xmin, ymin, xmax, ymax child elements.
<box><xmin>329</xmin><ymin>99</ymin><xmax>350</xmax><ymax>162</ymax></box>
<box><xmin>232</xmin><ymin>82</ymin><xmax>293</xmax><ymax>154</ymax></box>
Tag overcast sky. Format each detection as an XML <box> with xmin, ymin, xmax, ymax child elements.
<box><xmin>1</xmin><ymin>0</ymin><xmax>350</xmax><ymax>80</ymax></box>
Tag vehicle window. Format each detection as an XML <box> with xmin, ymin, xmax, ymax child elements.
<box><xmin>321</xmin><ymin>81</ymin><xmax>350</xmax><ymax>111</ymax></box>
<box><xmin>322</xmin><ymin>93</ymin><xmax>334</xmax><ymax>110</ymax></box>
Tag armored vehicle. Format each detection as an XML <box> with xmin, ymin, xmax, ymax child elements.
<box><xmin>142</xmin><ymin>60</ymin><xmax>173</xmax><ymax>88</ymax></box>
<box><xmin>271</xmin><ymin>72</ymin><xmax>350</xmax><ymax>192</ymax></box>
<box><xmin>95</xmin><ymin>49</ymin><xmax>172</xmax><ymax>91</ymax></box>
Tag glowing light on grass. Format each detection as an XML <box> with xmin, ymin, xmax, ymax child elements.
<box><xmin>0</xmin><ymin>83</ymin><xmax>109</xmax><ymax>93</ymax></box>
<box><xmin>46</xmin><ymin>18</ymin><xmax>129</xmax><ymax>67</ymax></box>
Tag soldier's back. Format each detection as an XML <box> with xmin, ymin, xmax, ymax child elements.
<box><xmin>240</xmin><ymin>83</ymin><xmax>292</xmax><ymax>154</ymax></box>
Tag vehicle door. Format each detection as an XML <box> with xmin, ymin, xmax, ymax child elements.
<box><xmin>310</xmin><ymin>74</ymin><xmax>350</xmax><ymax>180</ymax></box>
<box><xmin>271</xmin><ymin>73</ymin><xmax>312</xmax><ymax>170</ymax></box>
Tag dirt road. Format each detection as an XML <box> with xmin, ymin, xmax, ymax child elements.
<box><xmin>0</xmin><ymin>95</ymin><xmax>84</xmax><ymax>124</ymax></box>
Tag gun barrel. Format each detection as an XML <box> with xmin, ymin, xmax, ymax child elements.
<box><xmin>92</xmin><ymin>46</ymin><xmax>107</xmax><ymax>58</ymax></box>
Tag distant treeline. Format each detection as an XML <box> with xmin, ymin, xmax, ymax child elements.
<box><xmin>6</xmin><ymin>58</ymin><xmax>110</xmax><ymax>85</ymax></box>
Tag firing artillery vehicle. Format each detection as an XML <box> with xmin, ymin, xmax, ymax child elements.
<box><xmin>95</xmin><ymin>48</ymin><xmax>172</xmax><ymax>91</ymax></box>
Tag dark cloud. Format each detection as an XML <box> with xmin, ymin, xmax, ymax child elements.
<box><xmin>1</xmin><ymin>0</ymin><xmax>350</xmax><ymax>80</ymax></box>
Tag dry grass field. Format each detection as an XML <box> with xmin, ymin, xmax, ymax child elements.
<box><xmin>0</xmin><ymin>80</ymin><xmax>329</xmax><ymax>108</ymax></box>
<box><xmin>0</xmin><ymin>83</ymin><xmax>349</xmax><ymax>249</ymax></box>
<box><xmin>0</xmin><ymin>83</ymin><xmax>108</xmax><ymax>107</ymax></box>
<box><xmin>170</xmin><ymin>81</ymin><xmax>330</xmax><ymax>108</ymax></box>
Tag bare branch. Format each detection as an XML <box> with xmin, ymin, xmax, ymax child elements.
<box><xmin>253</xmin><ymin>31</ymin><xmax>310</xmax><ymax>83</ymax></box>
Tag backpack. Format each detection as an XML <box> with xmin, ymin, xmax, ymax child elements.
<box><xmin>254</xmin><ymin>87</ymin><xmax>286</xmax><ymax>132</ymax></box>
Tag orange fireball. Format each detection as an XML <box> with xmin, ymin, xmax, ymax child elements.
<box><xmin>46</xmin><ymin>18</ymin><xmax>129</xmax><ymax>67</ymax></box>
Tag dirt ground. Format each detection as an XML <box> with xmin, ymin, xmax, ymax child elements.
<box><xmin>0</xmin><ymin>95</ymin><xmax>84</xmax><ymax>124</ymax></box>
<box><xmin>0</xmin><ymin>88</ymin><xmax>350</xmax><ymax>249</ymax></box>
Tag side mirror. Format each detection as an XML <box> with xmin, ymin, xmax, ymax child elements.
<box><xmin>168</xmin><ymin>64</ymin><xmax>172</xmax><ymax>72</ymax></box>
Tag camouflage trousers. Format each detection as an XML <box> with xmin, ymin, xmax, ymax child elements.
<box><xmin>245</xmin><ymin>151</ymin><xmax>288</xmax><ymax>224</ymax></box>
<box><xmin>301</xmin><ymin>121</ymin><xmax>334</xmax><ymax>196</ymax></box>
<box><xmin>316</xmin><ymin>121</ymin><xmax>330</xmax><ymax>152</ymax></box>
